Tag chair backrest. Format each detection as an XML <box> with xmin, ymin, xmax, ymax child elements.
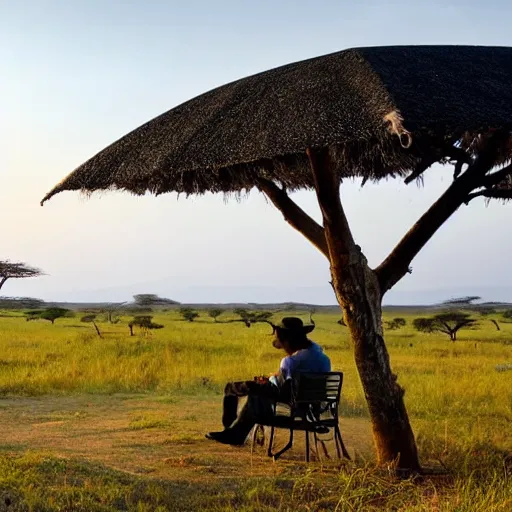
<box><xmin>292</xmin><ymin>371</ymin><xmax>343</xmax><ymax>406</ymax></box>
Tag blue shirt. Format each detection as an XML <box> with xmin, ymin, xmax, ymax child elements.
<box><xmin>279</xmin><ymin>341</ymin><xmax>331</xmax><ymax>380</ymax></box>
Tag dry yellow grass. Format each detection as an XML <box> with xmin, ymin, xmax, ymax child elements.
<box><xmin>0</xmin><ymin>309</ymin><xmax>510</xmax><ymax>510</ymax></box>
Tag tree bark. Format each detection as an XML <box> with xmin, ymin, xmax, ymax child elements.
<box><xmin>308</xmin><ymin>147</ymin><xmax>420</xmax><ymax>472</ymax></box>
<box><xmin>0</xmin><ymin>277</ymin><xmax>8</xmax><ymax>290</ymax></box>
<box><xmin>332</xmin><ymin>262</ymin><xmax>420</xmax><ymax>471</ymax></box>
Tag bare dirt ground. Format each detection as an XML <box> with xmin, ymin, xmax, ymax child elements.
<box><xmin>0</xmin><ymin>394</ymin><xmax>373</xmax><ymax>482</ymax></box>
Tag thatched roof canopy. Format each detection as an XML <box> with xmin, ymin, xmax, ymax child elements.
<box><xmin>42</xmin><ymin>45</ymin><xmax>512</xmax><ymax>203</ymax></box>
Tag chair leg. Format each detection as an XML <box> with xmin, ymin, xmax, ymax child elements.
<box><xmin>335</xmin><ymin>426</ymin><xmax>351</xmax><ymax>460</ymax></box>
<box><xmin>313</xmin><ymin>431</ymin><xmax>320</xmax><ymax>461</ymax></box>
<box><xmin>314</xmin><ymin>431</ymin><xmax>330</xmax><ymax>460</ymax></box>
<box><xmin>267</xmin><ymin>426</ymin><xmax>275</xmax><ymax>458</ymax></box>
<box><xmin>250</xmin><ymin>425</ymin><xmax>257</xmax><ymax>457</ymax></box>
<box><xmin>270</xmin><ymin>429</ymin><xmax>294</xmax><ymax>460</ymax></box>
<box><xmin>250</xmin><ymin>424</ymin><xmax>265</xmax><ymax>457</ymax></box>
<box><xmin>334</xmin><ymin>426</ymin><xmax>342</xmax><ymax>459</ymax></box>
<box><xmin>305</xmin><ymin>430</ymin><xmax>310</xmax><ymax>462</ymax></box>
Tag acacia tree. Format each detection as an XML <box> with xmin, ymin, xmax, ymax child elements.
<box><xmin>179</xmin><ymin>307</ymin><xmax>199</xmax><ymax>322</ymax></box>
<box><xmin>475</xmin><ymin>307</ymin><xmax>500</xmax><ymax>331</ymax></box>
<box><xmin>81</xmin><ymin>314</ymin><xmax>102</xmax><ymax>337</ymax></box>
<box><xmin>128</xmin><ymin>315</ymin><xmax>164</xmax><ymax>336</ymax></box>
<box><xmin>385</xmin><ymin>318</ymin><xmax>407</xmax><ymax>330</ymax></box>
<box><xmin>502</xmin><ymin>310</ymin><xmax>512</xmax><ymax>322</ymax></box>
<box><xmin>41</xmin><ymin>46</ymin><xmax>512</xmax><ymax>471</ymax></box>
<box><xmin>25</xmin><ymin>307</ymin><xmax>71</xmax><ymax>325</ymax></box>
<box><xmin>413</xmin><ymin>313</ymin><xmax>477</xmax><ymax>341</ymax></box>
<box><xmin>233</xmin><ymin>309</ymin><xmax>273</xmax><ymax>326</ymax></box>
<box><xmin>100</xmin><ymin>302</ymin><xmax>126</xmax><ymax>324</ymax></box>
<box><xmin>0</xmin><ymin>261</ymin><xmax>43</xmax><ymax>290</ymax></box>
<box><xmin>441</xmin><ymin>296</ymin><xmax>481</xmax><ymax>307</ymax></box>
<box><xmin>208</xmin><ymin>308</ymin><xmax>223</xmax><ymax>322</ymax></box>
<box><xmin>0</xmin><ymin>297</ymin><xmax>45</xmax><ymax>309</ymax></box>
<box><xmin>133</xmin><ymin>294</ymin><xmax>179</xmax><ymax>308</ymax></box>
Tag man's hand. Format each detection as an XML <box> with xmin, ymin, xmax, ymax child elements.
<box><xmin>254</xmin><ymin>375</ymin><xmax>270</xmax><ymax>384</ymax></box>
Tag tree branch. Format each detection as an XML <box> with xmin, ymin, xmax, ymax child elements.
<box><xmin>255</xmin><ymin>177</ymin><xmax>329</xmax><ymax>258</ymax></box>
<box><xmin>480</xmin><ymin>162</ymin><xmax>512</xmax><ymax>188</ymax></box>
<box><xmin>465</xmin><ymin>188</ymin><xmax>512</xmax><ymax>204</ymax></box>
<box><xmin>0</xmin><ymin>276</ymin><xmax>8</xmax><ymax>291</ymax></box>
<box><xmin>306</xmin><ymin>148</ymin><xmax>356</xmax><ymax>258</ymax></box>
<box><xmin>403</xmin><ymin>143</ymin><xmax>471</xmax><ymax>184</ymax></box>
<box><xmin>375</xmin><ymin>133</ymin><xmax>508</xmax><ymax>294</ymax></box>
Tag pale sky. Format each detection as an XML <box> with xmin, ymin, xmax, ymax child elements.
<box><xmin>2</xmin><ymin>0</ymin><xmax>512</xmax><ymax>305</ymax></box>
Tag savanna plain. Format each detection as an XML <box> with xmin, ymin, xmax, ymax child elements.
<box><xmin>0</xmin><ymin>309</ymin><xmax>510</xmax><ymax>511</ymax></box>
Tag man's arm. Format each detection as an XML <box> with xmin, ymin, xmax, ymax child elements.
<box><xmin>279</xmin><ymin>356</ymin><xmax>297</xmax><ymax>381</ymax></box>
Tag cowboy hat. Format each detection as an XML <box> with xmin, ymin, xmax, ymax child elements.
<box><xmin>274</xmin><ymin>317</ymin><xmax>315</xmax><ymax>334</ymax></box>
<box><xmin>271</xmin><ymin>317</ymin><xmax>316</xmax><ymax>350</ymax></box>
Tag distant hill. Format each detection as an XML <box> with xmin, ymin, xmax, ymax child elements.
<box><xmin>32</xmin><ymin>300</ymin><xmax>512</xmax><ymax>313</ymax></box>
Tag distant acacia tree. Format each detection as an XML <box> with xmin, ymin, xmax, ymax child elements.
<box><xmin>208</xmin><ymin>308</ymin><xmax>223</xmax><ymax>322</ymax></box>
<box><xmin>413</xmin><ymin>312</ymin><xmax>477</xmax><ymax>341</ymax></box>
<box><xmin>476</xmin><ymin>307</ymin><xmax>500</xmax><ymax>331</ymax></box>
<box><xmin>25</xmin><ymin>311</ymin><xmax>42</xmax><ymax>322</ymax></box>
<box><xmin>100</xmin><ymin>302</ymin><xmax>126</xmax><ymax>324</ymax></box>
<box><xmin>502</xmin><ymin>309</ymin><xmax>512</xmax><ymax>322</ymax></box>
<box><xmin>233</xmin><ymin>307</ymin><xmax>249</xmax><ymax>318</ymax></box>
<box><xmin>0</xmin><ymin>261</ymin><xmax>43</xmax><ymax>290</ymax></box>
<box><xmin>25</xmin><ymin>307</ymin><xmax>71</xmax><ymax>325</ymax></box>
<box><xmin>133</xmin><ymin>294</ymin><xmax>179</xmax><ymax>308</ymax></box>
<box><xmin>179</xmin><ymin>308</ymin><xmax>199</xmax><ymax>322</ymax></box>
<box><xmin>0</xmin><ymin>297</ymin><xmax>45</xmax><ymax>310</ymax></box>
<box><xmin>385</xmin><ymin>318</ymin><xmax>407</xmax><ymax>330</ymax></box>
<box><xmin>81</xmin><ymin>314</ymin><xmax>102</xmax><ymax>337</ymax></box>
<box><xmin>249</xmin><ymin>311</ymin><xmax>273</xmax><ymax>323</ymax></box>
<box><xmin>233</xmin><ymin>308</ymin><xmax>273</xmax><ymax>327</ymax></box>
<box><xmin>128</xmin><ymin>315</ymin><xmax>164</xmax><ymax>336</ymax></box>
<box><xmin>441</xmin><ymin>296</ymin><xmax>481</xmax><ymax>307</ymax></box>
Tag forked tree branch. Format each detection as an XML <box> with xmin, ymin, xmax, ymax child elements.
<box><xmin>255</xmin><ymin>177</ymin><xmax>329</xmax><ymax>258</ymax></box>
<box><xmin>375</xmin><ymin>133</ymin><xmax>509</xmax><ymax>294</ymax></box>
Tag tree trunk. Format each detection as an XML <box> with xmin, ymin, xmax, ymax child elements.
<box><xmin>0</xmin><ymin>277</ymin><xmax>8</xmax><ymax>290</ymax></box>
<box><xmin>92</xmin><ymin>321</ymin><xmax>102</xmax><ymax>338</ymax></box>
<box><xmin>330</xmin><ymin>254</ymin><xmax>420</xmax><ymax>472</ymax></box>
<box><xmin>450</xmin><ymin>331</ymin><xmax>456</xmax><ymax>342</ymax></box>
<box><xmin>307</xmin><ymin>147</ymin><xmax>420</xmax><ymax>472</ymax></box>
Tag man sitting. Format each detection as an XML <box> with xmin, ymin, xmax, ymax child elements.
<box><xmin>206</xmin><ymin>317</ymin><xmax>331</xmax><ymax>446</ymax></box>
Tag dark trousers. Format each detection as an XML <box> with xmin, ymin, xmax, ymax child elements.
<box><xmin>222</xmin><ymin>380</ymin><xmax>282</xmax><ymax>440</ymax></box>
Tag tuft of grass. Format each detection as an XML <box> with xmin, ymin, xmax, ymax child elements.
<box><xmin>128</xmin><ymin>414</ymin><xmax>170</xmax><ymax>430</ymax></box>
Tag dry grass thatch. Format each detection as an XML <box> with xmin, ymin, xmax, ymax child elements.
<box><xmin>41</xmin><ymin>45</ymin><xmax>512</xmax><ymax>203</ymax></box>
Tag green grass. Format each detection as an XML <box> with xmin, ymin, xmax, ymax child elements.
<box><xmin>0</xmin><ymin>451</ymin><xmax>509</xmax><ymax>511</ymax></box>
<box><xmin>0</xmin><ymin>309</ymin><xmax>511</xmax><ymax>510</ymax></box>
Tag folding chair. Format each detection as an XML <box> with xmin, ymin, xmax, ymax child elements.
<box><xmin>251</xmin><ymin>371</ymin><xmax>350</xmax><ymax>462</ymax></box>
